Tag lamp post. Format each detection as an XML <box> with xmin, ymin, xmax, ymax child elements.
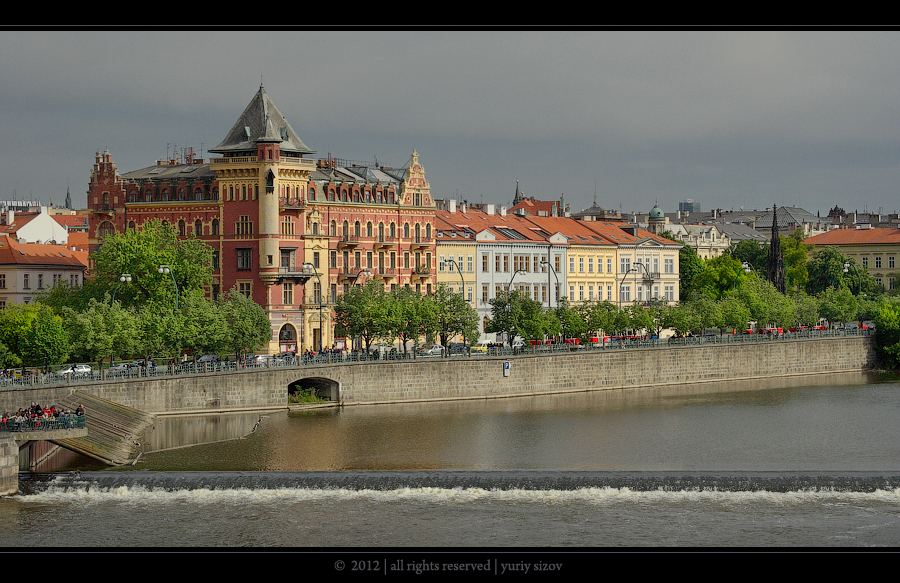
<box><xmin>444</xmin><ymin>258</ymin><xmax>466</xmax><ymax>300</ymax></box>
<box><xmin>632</xmin><ymin>261</ymin><xmax>651</xmax><ymax>304</ymax></box>
<box><xmin>158</xmin><ymin>265</ymin><xmax>178</xmax><ymax>309</ymax></box>
<box><xmin>618</xmin><ymin>265</ymin><xmax>638</xmax><ymax>308</ymax></box>
<box><xmin>111</xmin><ymin>273</ymin><xmax>132</xmax><ymax>305</ymax></box>
<box><xmin>501</xmin><ymin>268</ymin><xmax>528</xmax><ymax>347</ymax></box>
<box><xmin>843</xmin><ymin>262</ymin><xmax>862</xmax><ymax>295</ymax></box>
<box><xmin>349</xmin><ymin>268</ymin><xmax>371</xmax><ymax>351</ymax></box>
<box><xmin>303</xmin><ymin>262</ymin><xmax>324</xmax><ymax>351</ymax></box>
<box><xmin>540</xmin><ymin>258</ymin><xmax>562</xmax><ymax>345</ymax></box>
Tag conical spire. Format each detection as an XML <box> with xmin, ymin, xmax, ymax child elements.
<box><xmin>766</xmin><ymin>204</ymin><xmax>786</xmax><ymax>293</ymax></box>
<box><xmin>209</xmin><ymin>85</ymin><xmax>315</xmax><ymax>155</ymax></box>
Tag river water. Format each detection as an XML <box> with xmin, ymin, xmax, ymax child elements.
<box><xmin>5</xmin><ymin>371</ymin><xmax>900</xmax><ymax>554</ymax></box>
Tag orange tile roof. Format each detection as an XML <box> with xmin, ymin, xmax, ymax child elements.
<box><xmin>0</xmin><ymin>212</ymin><xmax>39</xmax><ymax>234</ymax></box>
<box><xmin>0</xmin><ymin>236</ymin><xmax>88</xmax><ymax>268</ymax></box>
<box><xmin>804</xmin><ymin>228</ymin><xmax>900</xmax><ymax>246</ymax></box>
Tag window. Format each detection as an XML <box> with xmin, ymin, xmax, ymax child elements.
<box><xmin>482</xmin><ymin>285</ymin><xmax>489</xmax><ymax>303</ymax></box>
<box><xmin>496</xmin><ymin>255</ymin><xmax>502</xmax><ymax>272</ymax></box>
<box><xmin>23</xmin><ymin>274</ymin><xmax>29</xmax><ymax>289</ymax></box>
<box><xmin>607</xmin><ymin>258</ymin><xmax>613</xmax><ymax>273</ymax></box>
<box><xmin>237</xmin><ymin>248</ymin><xmax>252</xmax><ymax>271</ymax></box>
<box><xmin>195</xmin><ymin>219</ymin><xmax>203</xmax><ymax>236</ymax></box>
<box><xmin>579</xmin><ymin>285</ymin><xmax>584</xmax><ymax>301</ymax></box>
<box><xmin>483</xmin><ymin>254</ymin><xmax>489</xmax><ymax>273</ymax></box>
<box><xmin>37</xmin><ymin>274</ymin><xmax>43</xmax><ymax>289</ymax></box>
<box><xmin>282</xmin><ymin>283</ymin><xmax>293</xmax><ymax>305</ymax></box>
<box><xmin>238</xmin><ymin>282</ymin><xmax>251</xmax><ymax>298</ymax></box>
<box><xmin>588</xmin><ymin>258</ymin><xmax>593</xmax><ymax>273</ymax></box>
<box><xmin>555</xmin><ymin>256</ymin><xmax>561</xmax><ymax>273</ymax></box>
<box><xmin>862</xmin><ymin>256</ymin><xmax>869</xmax><ymax>267</ymax></box>
<box><xmin>467</xmin><ymin>255</ymin><xmax>474</xmax><ymax>273</ymax></box>
<box><xmin>439</xmin><ymin>256</ymin><xmax>446</xmax><ymax>272</ymax></box>
<box><xmin>665</xmin><ymin>258</ymin><xmax>674</xmax><ymax>274</ymax></box>
<box><xmin>620</xmin><ymin>285</ymin><xmax>631</xmax><ymax>303</ymax></box>
<box><xmin>330</xmin><ymin>251</ymin><xmax>337</xmax><ymax>269</ymax></box>
<box><xmin>211</xmin><ymin>219</ymin><xmax>219</xmax><ymax>236</ymax></box>
<box><xmin>890</xmin><ymin>256</ymin><xmax>896</xmax><ymax>269</ymax></box>
<box><xmin>313</xmin><ymin>251</ymin><xmax>320</xmax><ymax>269</ymax></box>
<box><xmin>281</xmin><ymin>218</ymin><xmax>294</xmax><ymax>235</ymax></box>
<box><xmin>876</xmin><ymin>256</ymin><xmax>882</xmax><ymax>269</ymax></box>
<box><xmin>569</xmin><ymin>257</ymin><xmax>575</xmax><ymax>272</ymax></box>
<box><xmin>621</xmin><ymin>257</ymin><xmax>631</xmax><ymax>274</ymax></box>
<box><xmin>569</xmin><ymin>285</ymin><xmax>575</xmax><ymax>301</ymax></box>
<box><xmin>579</xmin><ymin>257</ymin><xmax>584</xmax><ymax>273</ymax></box>
<box><xmin>664</xmin><ymin>284</ymin><xmax>674</xmax><ymax>302</ymax></box>
<box><xmin>236</xmin><ymin>216</ymin><xmax>253</xmax><ymax>235</ymax></box>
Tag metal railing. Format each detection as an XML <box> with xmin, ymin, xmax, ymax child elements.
<box><xmin>0</xmin><ymin>414</ymin><xmax>86</xmax><ymax>432</ymax></box>
<box><xmin>0</xmin><ymin>328</ymin><xmax>873</xmax><ymax>389</ymax></box>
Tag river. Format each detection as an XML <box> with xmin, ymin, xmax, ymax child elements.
<box><xmin>5</xmin><ymin>371</ymin><xmax>900</xmax><ymax>555</ymax></box>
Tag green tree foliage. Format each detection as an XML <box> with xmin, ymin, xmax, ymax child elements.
<box><xmin>0</xmin><ymin>303</ymin><xmax>39</xmax><ymax>361</ymax></box>
<box><xmin>333</xmin><ymin>279</ymin><xmax>392</xmax><ymax>351</ymax></box>
<box><xmin>178</xmin><ymin>291</ymin><xmax>228</xmax><ymax>360</ymax></box>
<box><xmin>873</xmin><ymin>298</ymin><xmax>900</xmax><ymax>369</ymax></box>
<box><xmin>817</xmin><ymin>284</ymin><xmax>858</xmax><ymax>327</ymax></box>
<box><xmin>90</xmin><ymin>218</ymin><xmax>214</xmax><ymax>307</ymax></box>
<box><xmin>20</xmin><ymin>305</ymin><xmax>69</xmax><ymax>371</ymax></box>
<box><xmin>486</xmin><ymin>290</ymin><xmax>546</xmax><ymax>347</ymax></box>
<box><xmin>693</xmin><ymin>255</ymin><xmax>749</xmax><ymax>300</ymax></box>
<box><xmin>782</xmin><ymin>229</ymin><xmax>811</xmax><ymax>292</ymax></box>
<box><xmin>428</xmin><ymin>283</ymin><xmax>480</xmax><ymax>347</ymax></box>
<box><xmin>62</xmin><ymin>297</ymin><xmax>141</xmax><ymax>369</ymax></box>
<box><xmin>220</xmin><ymin>287</ymin><xmax>272</xmax><ymax>359</ymax></box>
<box><xmin>728</xmin><ymin>239</ymin><xmax>768</xmax><ymax>274</ymax></box>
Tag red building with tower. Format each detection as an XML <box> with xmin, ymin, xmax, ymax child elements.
<box><xmin>87</xmin><ymin>85</ymin><xmax>436</xmax><ymax>354</ymax></box>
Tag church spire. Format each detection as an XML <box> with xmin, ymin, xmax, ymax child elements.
<box><xmin>766</xmin><ymin>204</ymin><xmax>786</xmax><ymax>293</ymax></box>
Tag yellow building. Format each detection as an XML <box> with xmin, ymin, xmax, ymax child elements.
<box><xmin>804</xmin><ymin>228</ymin><xmax>900</xmax><ymax>292</ymax></box>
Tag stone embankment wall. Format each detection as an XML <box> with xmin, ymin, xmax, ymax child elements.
<box><xmin>0</xmin><ymin>435</ymin><xmax>17</xmax><ymax>496</ymax></box>
<box><xmin>0</xmin><ymin>336</ymin><xmax>877</xmax><ymax>415</ymax></box>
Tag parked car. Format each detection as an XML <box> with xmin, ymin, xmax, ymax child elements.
<box><xmin>197</xmin><ymin>354</ymin><xmax>220</xmax><ymax>363</ymax></box>
<box><xmin>245</xmin><ymin>354</ymin><xmax>274</xmax><ymax>366</ymax></box>
<box><xmin>107</xmin><ymin>362</ymin><xmax>133</xmax><ymax>374</ymax></box>
<box><xmin>448</xmin><ymin>343</ymin><xmax>470</xmax><ymax>355</ymax></box>
<box><xmin>416</xmin><ymin>344</ymin><xmax>446</xmax><ymax>357</ymax></box>
<box><xmin>56</xmin><ymin>364</ymin><xmax>92</xmax><ymax>377</ymax></box>
<box><xmin>471</xmin><ymin>342</ymin><xmax>489</xmax><ymax>354</ymax></box>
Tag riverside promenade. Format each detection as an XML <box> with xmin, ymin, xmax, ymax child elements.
<box><xmin>0</xmin><ymin>333</ymin><xmax>877</xmax><ymax>417</ymax></box>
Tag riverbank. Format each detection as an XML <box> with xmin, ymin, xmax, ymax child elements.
<box><xmin>0</xmin><ymin>335</ymin><xmax>877</xmax><ymax>416</ymax></box>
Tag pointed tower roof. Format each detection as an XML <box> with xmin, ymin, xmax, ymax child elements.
<box><xmin>209</xmin><ymin>85</ymin><xmax>315</xmax><ymax>156</ymax></box>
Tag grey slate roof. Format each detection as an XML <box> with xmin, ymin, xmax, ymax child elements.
<box><xmin>209</xmin><ymin>85</ymin><xmax>315</xmax><ymax>156</ymax></box>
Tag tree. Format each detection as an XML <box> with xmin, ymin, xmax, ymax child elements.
<box><xmin>661</xmin><ymin>303</ymin><xmax>701</xmax><ymax>336</ymax></box>
<box><xmin>485</xmin><ymin>290</ymin><xmax>543</xmax><ymax>347</ymax></box>
<box><xmin>178</xmin><ymin>291</ymin><xmax>228</xmax><ymax>360</ymax></box>
<box><xmin>20</xmin><ymin>305</ymin><xmax>69</xmax><ymax>371</ymax></box>
<box><xmin>220</xmin><ymin>288</ymin><xmax>272</xmax><ymax>359</ymax></box>
<box><xmin>729</xmin><ymin>239</ymin><xmax>768</xmax><ymax>275</ymax></box>
<box><xmin>782</xmin><ymin>229</ymin><xmax>811</xmax><ymax>292</ymax></box>
<box><xmin>428</xmin><ymin>283</ymin><xmax>480</xmax><ymax>347</ymax></box>
<box><xmin>333</xmin><ymin>279</ymin><xmax>392</xmax><ymax>351</ymax></box>
<box><xmin>0</xmin><ymin>303</ymin><xmax>39</xmax><ymax>362</ymax></box>
<box><xmin>90</xmin><ymin>218</ymin><xmax>214</xmax><ymax>308</ymax></box>
<box><xmin>62</xmin><ymin>297</ymin><xmax>141</xmax><ymax>370</ymax></box>
<box><xmin>386</xmin><ymin>286</ymin><xmax>428</xmax><ymax>354</ymax></box>
<box><xmin>693</xmin><ymin>255</ymin><xmax>749</xmax><ymax>300</ymax></box>
<box><xmin>806</xmin><ymin>246</ymin><xmax>849</xmax><ymax>295</ymax></box>
<box><xmin>818</xmin><ymin>285</ymin><xmax>858</xmax><ymax>327</ymax></box>
<box><xmin>873</xmin><ymin>298</ymin><xmax>900</xmax><ymax>370</ymax></box>
<box><xmin>717</xmin><ymin>294</ymin><xmax>751</xmax><ymax>334</ymax></box>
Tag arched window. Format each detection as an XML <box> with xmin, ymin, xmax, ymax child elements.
<box><xmin>128</xmin><ymin>221</ymin><xmax>136</xmax><ymax>231</ymax></box>
<box><xmin>194</xmin><ymin>187</ymin><xmax>203</xmax><ymax>200</ymax></box>
<box><xmin>354</xmin><ymin>221</ymin><xmax>361</xmax><ymax>238</ymax></box>
<box><xmin>128</xmin><ymin>189</ymin><xmax>138</xmax><ymax>203</ymax></box>
<box><xmin>415</xmin><ymin>223</ymin><xmax>421</xmax><ymax>242</ymax></box>
<box><xmin>425</xmin><ymin>223</ymin><xmax>431</xmax><ymax>239</ymax></box>
<box><xmin>366</xmin><ymin>222</ymin><xmax>373</xmax><ymax>238</ymax></box>
<box><xmin>312</xmin><ymin>222</ymin><xmax>319</xmax><ymax>235</ymax></box>
<box><xmin>178</xmin><ymin>220</ymin><xmax>186</xmax><ymax>237</ymax></box>
<box><xmin>194</xmin><ymin>219</ymin><xmax>203</xmax><ymax>236</ymax></box>
<box><xmin>342</xmin><ymin>221</ymin><xmax>349</xmax><ymax>237</ymax></box>
<box><xmin>211</xmin><ymin>219</ymin><xmax>219</xmax><ymax>235</ymax></box>
<box><xmin>99</xmin><ymin>221</ymin><xmax>115</xmax><ymax>238</ymax></box>
<box><xmin>145</xmin><ymin>189</ymin><xmax>153</xmax><ymax>202</ymax></box>
<box><xmin>177</xmin><ymin>187</ymin><xmax>186</xmax><ymax>201</ymax></box>
<box><xmin>378</xmin><ymin>222</ymin><xmax>385</xmax><ymax>241</ymax></box>
<box><xmin>160</xmin><ymin>188</ymin><xmax>169</xmax><ymax>201</ymax></box>
<box><xmin>403</xmin><ymin>223</ymin><xmax>410</xmax><ymax>239</ymax></box>
<box><xmin>390</xmin><ymin>222</ymin><xmax>396</xmax><ymax>238</ymax></box>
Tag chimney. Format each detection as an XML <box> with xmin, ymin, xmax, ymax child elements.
<box><xmin>6</xmin><ymin>210</ymin><xmax>13</xmax><ymax>224</ymax></box>
<box><xmin>486</xmin><ymin>204</ymin><xmax>495</xmax><ymax>215</ymax></box>
<box><xmin>449</xmin><ymin>199</ymin><xmax>456</xmax><ymax>213</ymax></box>
<box><xmin>500</xmin><ymin>205</ymin><xmax>506</xmax><ymax>216</ymax></box>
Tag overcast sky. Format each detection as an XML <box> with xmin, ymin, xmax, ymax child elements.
<box><xmin>3</xmin><ymin>29</ymin><xmax>899</xmax><ymax>217</ymax></box>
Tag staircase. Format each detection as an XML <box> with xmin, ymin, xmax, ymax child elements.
<box><xmin>52</xmin><ymin>391</ymin><xmax>155</xmax><ymax>466</ymax></box>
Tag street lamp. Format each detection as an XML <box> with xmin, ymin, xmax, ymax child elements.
<box><xmin>843</xmin><ymin>262</ymin><xmax>862</xmax><ymax>295</ymax></box>
<box><xmin>158</xmin><ymin>265</ymin><xmax>178</xmax><ymax>309</ymax></box>
<box><xmin>500</xmin><ymin>268</ymin><xmax>528</xmax><ymax>347</ymax></box>
<box><xmin>540</xmin><ymin>258</ymin><xmax>562</xmax><ymax>344</ymax></box>
<box><xmin>618</xmin><ymin>265</ymin><xmax>639</xmax><ymax>308</ymax></box>
<box><xmin>444</xmin><ymin>258</ymin><xmax>466</xmax><ymax>300</ymax></box>
<box><xmin>303</xmin><ymin>262</ymin><xmax>324</xmax><ymax>351</ymax></box>
<box><xmin>111</xmin><ymin>273</ymin><xmax>132</xmax><ymax>305</ymax></box>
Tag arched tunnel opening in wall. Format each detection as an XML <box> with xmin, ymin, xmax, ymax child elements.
<box><xmin>288</xmin><ymin>377</ymin><xmax>340</xmax><ymax>403</ymax></box>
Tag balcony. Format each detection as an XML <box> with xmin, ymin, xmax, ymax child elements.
<box><xmin>411</xmin><ymin>236</ymin><xmax>433</xmax><ymax>249</ymax></box>
<box><xmin>374</xmin><ymin>236</ymin><xmax>398</xmax><ymax>248</ymax></box>
<box><xmin>375</xmin><ymin>268</ymin><xmax>397</xmax><ymax>279</ymax></box>
<box><xmin>337</xmin><ymin>235</ymin><xmax>361</xmax><ymax>248</ymax></box>
<box><xmin>410</xmin><ymin>267</ymin><xmax>432</xmax><ymax>281</ymax></box>
<box><xmin>279</xmin><ymin>197</ymin><xmax>306</xmax><ymax>210</ymax></box>
<box><xmin>261</xmin><ymin>265</ymin><xmax>318</xmax><ymax>285</ymax></box>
